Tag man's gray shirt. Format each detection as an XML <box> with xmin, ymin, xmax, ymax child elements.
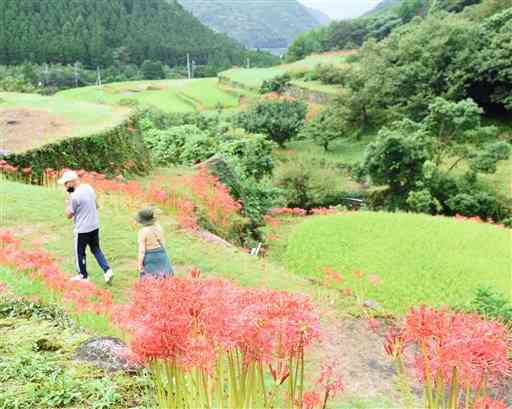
<box><xmin>70</xmin><ymin>184</ymin><xmax>99</xmax><ymax>234</ymax></box>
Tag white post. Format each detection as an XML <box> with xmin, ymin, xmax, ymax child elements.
<box><xmin>74</xmin><ymin>62</ymin><xmax>79</xmax><ymax>88</ymax></box>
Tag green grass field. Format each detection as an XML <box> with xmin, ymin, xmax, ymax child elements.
<box><xmin>220</xmin><ymin>51</ymin><xmax>351</xmax><ymax>91</ymax></box>
<box><xmin>57</xmin><ymin>79</ymin><xmax>254</xmax><ymax>113</ymax></box>
<box><xmin>0</xmin><ymin>92</ymin><xmax>130</xmax><ymax>152</ymax></box>
<box><xmin>0</xmin><ymin>179</ymin><xmax>308</xmax><ymax>305</ymax></box>
<box><xmin>280</xmin><ymin>212</ymin><xmax>511</xmax><ymax>313</ymax></box>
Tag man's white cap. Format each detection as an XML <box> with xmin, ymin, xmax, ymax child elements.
<box><xmin>57</xmin><ymin>170</ymin><xmax>79</xmax><ymax>185</ymax></box>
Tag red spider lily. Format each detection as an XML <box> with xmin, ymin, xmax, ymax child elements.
<box><xmin>385</xmin><ymin>306</ymin><xmax>512</xmax><ymax>408</ymax></box>
<box><xmin>384</xmin><ymin>327</ymin><xmax>407</xmax><ymax>359</ymax></box>
<box><xmin>341</xmin><ymin>288</ymin><xmax>353</xmax><ymax>297</ymax></box>
<box><xmin>368</xmin><ymin>274</ymin><xmax>383</xmax><ymax>286</ymax></box>
<box><xmin>367</xmin><ymin>318</ymin><xmax>381</xmax><ymax>332</ymax></box>
<box><xmin>323</xmin><ymin>266</ymin><xmax>343</xmax><ymax>285</ymax></box>
<box><xmin>474</xmin><ymin>397</ymin><xmax>509</xmax><ymax>409</ymax></box>
<box><xmin>269</xmin><ymin>363</ymin><xmax>290</xmax><ymax>384</ymax></box>
<box><xmin>0</xmin><ymin>282</ymin><xmax>7</xmax><ymax>294</ymax></box>
<box><xmin>189</xmin><ymin>267</ymin><xmax>201</xmax><ymax>279</ymax></box>
<box><xmin>317</xmin><ymin>360</ymin><xmax>344</xmax><ymax>396</ymax></box>
<box><xmin>352</xmin><ymin>270</ymin><xmax>364</xmax><ymax>279</ymax></box>
<box><xmin>311</xmin><ymin>207</ymin><xmax>347</xmax><ymax>216</ymax></box>
<box><xmin>302</xmin><ymin>391</ymin><xmax>322</xmax><ymax>409</ymax></box>
<box><xmin>0</xmin><ymin>231</ymin><xmax>113</xmax><ymax>317</ymax></box>
<box><xmin>113</xmin><ymin>277</ymin><xmax>322</xmax><ymax>407</ymax></box>
<box><xmin>271</xmin><ymin>208</ymin><xmax>307</xmax><ymax>217</ymax></box>
<box><xmin>22</xmin><ymin>167</ymin><xmax>32</xmax><ymax>176</ymax></box>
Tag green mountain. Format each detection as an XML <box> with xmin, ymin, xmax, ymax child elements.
<box><xmin>177</xmin><ymin>0</ymin><xmax>325</xmax><ymax>49</ymax></box>
<box><xmin>365</xmin><ymin>0</ymin><xmax>402</xmax><ymax>15</ymax></box>
<box><xmin>0</xmin><ymin>0</ymin><xmax>269</xmax><ymax>70</ymax></box>
<box><xmin>305</xmin><ymin>7</ymin><xmax>332</xmax><ymax>25</ymax></box>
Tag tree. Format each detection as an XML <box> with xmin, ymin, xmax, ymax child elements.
<box><xmin>301</xmin><ymin>100</ymin><xmax>351</xmax><ymax>151</ymax></box>
<box><xmin>424</xmin><ymin>97</ymin><xmax>506</xmax><ymax>172</ymax></box>
<box><xmin>141</xmin><ymin>60</ymin><xmax>165</xmax><ymax>80</ymax></box>
<box><xmin>235</xmin><ymin>100</ymin><xmax>308</xmax><ymax>147</ymax></box>
<box><xmin>362</xmin><ymin>128</ymin><xmax>432</xmax><ymax>197</ymax></box>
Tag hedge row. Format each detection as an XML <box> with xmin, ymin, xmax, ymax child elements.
<box><xmin>4</xmin><ymin>111</ymin><xmax>151</xmax><ymax>181</ymax></box>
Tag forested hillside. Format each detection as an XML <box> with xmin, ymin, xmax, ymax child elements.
<box><xmin>177</xmin><ymin>0</ymin><xmax>326</xmax><ymax>49</ymax></box>
<box><xmin>0</xmin><ymin>0</ymin><xmax>271</xmax><ymax>70</ymax></box>
<box><xmin>286</xmin><ymin>0</ymin><xmax>507</xmax><ymax>60</ymax></box>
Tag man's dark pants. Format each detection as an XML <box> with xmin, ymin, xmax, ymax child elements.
<box><xmin>75</xmin><ymin>229</ymin><xmax>110</xmax><ymax>279</ymax></box>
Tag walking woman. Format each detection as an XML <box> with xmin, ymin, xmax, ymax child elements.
<box><xmin>136</xmin><ymin>208</ymin><xmax>174</xmax><ymax>279</ymax></box>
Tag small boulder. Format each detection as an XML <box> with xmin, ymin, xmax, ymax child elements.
<box><xmin>363</xmin><ymin>299</ymin><xmax>382</xmax><ymax>310</ymax></box>
<box><xmin>73</xmin><ymin>336</ymin><xmax>142</xmax><ymax>373</ymax></box>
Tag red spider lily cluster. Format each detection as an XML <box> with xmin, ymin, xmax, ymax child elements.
<box><xmin>474</xmin><ymin>397</ymin><xmax>509</xmax><ymax>409</ymax></box>
<box><xmin>271</xmin><ymin>208</ymin><xmax>308</xmax><ymax>217</ymax></box>
<box><xmin>299</xmin><ymin>360</ymin><xmax>344</xmax><ymax>409</ymax></box>
<box><xmin>384</xmin><ymin>306</ymin><xmax>512</xmax><ymax>409</ymax></box>
<box><xmin>40</xmin><ymin>166</ymin><xmax>244</xmax><ymax>239</ymax></box>
<box><xmin>270</xmin><ymin>207</ymin><xmax>347</xmax><ymax>218</ymax></box>
<box><xmin>453</xmin><ymin>214</ymin><xmax>507</xmax><ymax>229</ymax></box>
<box><xmin>0</xmin><ymin>231</ymin><xmax>112</xmax><ymax>315</ymax></box>
<box><xmin>0</xmin><ymin>160</ymin><xmax>18</xmax><ymax>175</ymax></box>
<box><xmin>147</xmin><ymin>167</ymin><xmax>244</xmax><ymax>238</ymax></box>
<box><xmin>113</xmin><ymin>274</ymin><xmax>325</xmax><ymax>408</ymax></box>
<box><xmin>321</xmin><ymin>267</ymin><xmax>384</xmax><ymax>307</ymax></box>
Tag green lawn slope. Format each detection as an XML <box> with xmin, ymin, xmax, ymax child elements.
<box><xmin>0</xmin><ymin>92</ymin><xmax>129</xmax><ymax>152</ymax></box>
<box><xmin>282</xmin><ymin>212</ymin><xmax>512</xmax><ymax>312</ymax></box>
<box><xmin>220</xmin><ymin>52</ymin><xmax>351</xmax><ymax>92</ymax></box>
<box><xmin>0</xmin><ymin>179</ymin><xmax>306</xmax><ymax>304</ymax></box>
<box><xmin>57</xmin><ymin>79</ymin><xmax>254</xmax><ymax>113</ymax></box>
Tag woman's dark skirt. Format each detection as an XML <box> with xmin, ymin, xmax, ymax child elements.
<box><xmin>141</xmin><ymin>247</ymin><xmax>174</xmax><ymax>279</ymax></box>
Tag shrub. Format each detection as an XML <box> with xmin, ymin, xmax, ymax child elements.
<box><xmin>220</xmin><ymin>131</ymin><xmax>276</xmax><ymax>180</ymax></box>
<box><xmin>4</xmin><ymin>113</ymin><xmax>150</xmax><ymax>179</ymax></box>
<box><xmin>274</xmin><ymin>159</ymin><xmax>337</xmax><ymax>210</ymax></box>
<box><xmin>235</xmin><ymin>100</ymin><xmax>307</xmax><ymax>147</ymax></box>
<box><xmin>467</xmin><ymin>287</ymin><xmax>512</xmax><ymax>326</ymax></box>
<box><xmin>312</xmin><ymin>64</ymin><xmax>348</xmax><ymax>85</ymax></box>
<box><xmin>143</xmin><ymin>125</ymin><xmax>208</xmax><ymax>165</ymax></box>
<box><xmin>118</xmin><ymin>98</ymin><xmax>140</xmax><ymax>107</ymax></box>
<box><xmin>206</xmin><ymin>156</ymin><xmax>282</xmax><ymax>228</ymax></box>
<box><xmin>406</xmin><ymin>189</ymin><xmax>441</xmax><ymax>214</ymax></box>
<box><xmin>259</xmin><ymin>73</ymin><xmax>291</xmax><ymax>94</ymax></box>
<box><xmin>181</xmin><ymin>131</ymin><xmax>217</xmax><ymax>165</ymax></box>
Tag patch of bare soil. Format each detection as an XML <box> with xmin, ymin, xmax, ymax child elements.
<box><xmin>0</xmin><ymin>108</ymin><xmax>73</xmax><ymax>152</ymax></box>
<box><xmin>318</xmin><ymin>316</ymin><xmax>512</xmax><ymax>405</ymax></box>
<box><xmin>316</xmin><ymin>317</ymin><xmax>403</xmax><ymax>403</ymax></box>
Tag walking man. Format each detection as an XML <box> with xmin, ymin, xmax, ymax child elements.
<box><xmin>58</xmin><ymin>170</ymin><xmax>113</xmax><ymax>284</ymax></box>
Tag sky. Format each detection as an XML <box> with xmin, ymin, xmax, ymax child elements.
<box><xmin>298</xmin><ymin>0</ymin><xmax>382</xmax><ymax>20</ymax></box>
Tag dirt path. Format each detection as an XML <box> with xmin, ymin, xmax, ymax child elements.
<box><xmin>0</xmin><ymin>108</ymin><xmax>73</xmax><ymax>152</ymax></box>
<box><xmin>316</xmin><ymin>314</ymin><xmax>511</xmax><ymax>406</ymax></box>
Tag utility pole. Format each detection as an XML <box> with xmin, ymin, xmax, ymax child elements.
<box><xmin>96</xmin><ymin>66</ymin><xmax>102</xmax><ymax>86</ymax></box>
<box><xmin>43</xmin><ymin>63</ymin><xmax>49</xmax><ymax>87</ymax></box>
<box><xmin>187</xmin><ymin>53</ymin><xmax>191</xmax><ymax>80</ymax></box>
<box><xmin>74</xmin><ymin>62</ymin><xmax>79</xmax><ymax>88</ymax></box>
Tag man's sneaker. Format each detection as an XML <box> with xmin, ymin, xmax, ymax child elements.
<box><xmin>70</xmin><ymin>275</ymin><xmax>87</xmax><ymax>282</ymax></box>
<box><xmin>104</xmin><ymin>269</ymin><xmax>114</xmax><ymax>285</ymax></box>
